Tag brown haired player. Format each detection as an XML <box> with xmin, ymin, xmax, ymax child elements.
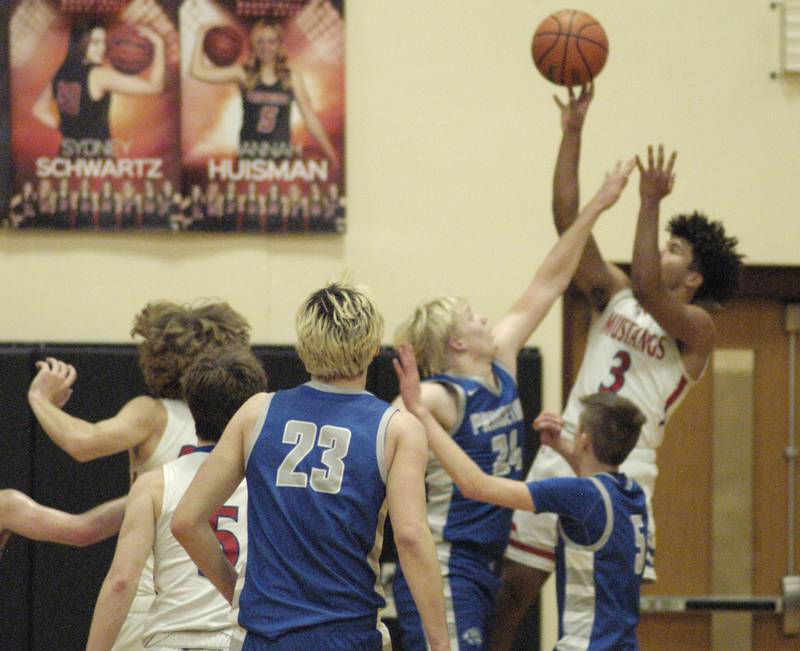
<box><xmin>27</xmin><ymin>300</ymin><xmax>251</xmax><ymax>651</ymax></box>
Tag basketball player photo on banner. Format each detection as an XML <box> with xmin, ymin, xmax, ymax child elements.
<box><xmin>179</xmin><ymin>0</ymin><xmax>345</xmax><ymax>234</ymax></box>
<box><xmin>8</xmin><ymin>0</ymin><xmax>181</xmax><ymax>231</ymax></box>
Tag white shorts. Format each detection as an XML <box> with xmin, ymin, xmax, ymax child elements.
<box><xmin>143</xmin><ymin>630</ymin><xmax>232</xmax><ymax>650</ymax></box>
<box><xmin>506</xmin><ymin>445</ymin><xmax>658</xmax><ymax>581</ymax></box>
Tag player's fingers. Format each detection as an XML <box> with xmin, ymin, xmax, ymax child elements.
<box><xmin>657</xmin><ymin>144</ymin><xmax>664</xmax><ymax>170</ymax></box>
<box><xmin>567</xmin><ymin>85</ymin><xmax>575</xmax><ymax>101</ymax></box>
<box><xmin>635</xmin><ymin>155</ymin><xmax>645</xmax><ymax>174</ymax></box>
<box><xmin>665</xmin><ymin>150</ymin><xmax>677</xmax><ymax>176</ymax></box>
<box><xmin>553</xmin><ymin>94</ymin><xmax>565</xmax><ymax>110</ymax></box>
<box><xmin>65</xmin><ymin>365</ymin><xmax>77</xmax><ymax>384</ymax></box>
<box><xmin>647</xmin><ymin>145</ymin><xmax>654</xmax><ymax>170</ymax></box>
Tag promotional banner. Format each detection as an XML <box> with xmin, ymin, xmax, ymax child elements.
<box><xmin>9</xmin><ymin>0</ymin><xmax>181</xmax><ymax>231</ymax></box>
<box><xmin>178</xmin><ymin>0</ymin><xmax>345</xmax><ymax>233</ymax></box>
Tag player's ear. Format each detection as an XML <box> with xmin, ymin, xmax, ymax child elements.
<box><xmin>448</xmin><ymin>336</ymin><xmax>466</xmax><ymax>353</ymax></box>
<box><xmin>577</xmin><ymin>430</ymin><xmax>592</xmax><ymax>452</ymax></box>
<box><xmin>685</xmin><ymin>269</ymin><xmax>703</xmax><ymax>293</ymax></box>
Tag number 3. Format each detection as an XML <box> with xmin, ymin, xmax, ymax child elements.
<box><xmin>276</xmin><ymin>420</ymin><xmax>351</xmax><ymax>494</ymax></box>
<box><xmin>599</xmin><ymin>350</ymin><xmax>631</xmax><ymax>393</ymax></box>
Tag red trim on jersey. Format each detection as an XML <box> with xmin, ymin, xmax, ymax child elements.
<box><xmin>508</xmin><ymin>536</ymin><xmax>556</xmax><ymax>561</ymax></box>
<box><xmin>664</xmin><ymin>375</ymin><xmax>689</xmax><ymax>413</ymax></box>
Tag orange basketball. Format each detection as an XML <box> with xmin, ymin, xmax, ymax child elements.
<box><xmin>203</xmin><ymin>26</ymin><xmax>243</xmax><ymax>67</ymax></box>
<box><xmin>107</xmin><ymin>24</ymin><xmax>154</xmax><ymax>75</ymax></box>
<box><xmin>532</xmin><ymin>10</ymin><xmax>608</xmax><ymax>86</ymax></box>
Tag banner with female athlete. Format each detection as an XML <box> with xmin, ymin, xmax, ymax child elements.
<box><xmin>178</xmin><ymin>0</ymin><xmax>345</xmax><ymax>234</ymax></box>
<box><xmin>8</xmin><ymin>0</ymin><xmax>181</xmax><ymax>231</ymax></box>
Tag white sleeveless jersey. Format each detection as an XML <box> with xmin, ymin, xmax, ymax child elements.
<box><xmin>143</xmin><ymin>448</ymin><xmax>248</xmax><ymax>642</ymax></box>
<box><xmin>114</xmin><ymin>399</ymin><xmax>197</xmax><ymax>651</ymax></box>
<box><xmin>137</xmin><ymin>399</ymin><xmax>197</xmax><ymax>475</ymax></box>
<box><xmin>562</xmin><ymin>288</ymin><xmax>694</xmax><ymax>457</ymax></box>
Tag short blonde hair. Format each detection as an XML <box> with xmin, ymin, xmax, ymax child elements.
<box><xmin>394</xmin><ymin>296</ymin><xmax>468</xmax><ymax>377</ymax></box>
<box><xmin>295</xmin><ymin>281</ymin><xmax>384</xmax><ymax>381</ymax></box>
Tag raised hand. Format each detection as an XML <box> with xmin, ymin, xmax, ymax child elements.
<box><xmin>636</xmin><ymin>144</ymin><xmax>677</xmax><ymax>204</ymax></box>
<box><xmin>554</xmin><ymin>82</ymin><xmax>594</xmax><ymax>134</ymax></box>
<box><xmin>591</xmin><ymin>157</ymin><xmax>636</xmax><ymax>211</ymax></box>
<box><xmin>532</xmin><ymin>410</ymin><xmax>564</xmax><ymax>450</ymax></box>
<box><xmin>392</xmin><ymin>344</ymin><xmax>427</xmax><ymax>419</ymax></box>
<box><xmin>29</xmin><ymin>357</ymin><xmax>77</xmax><ymax>407</ymax></box>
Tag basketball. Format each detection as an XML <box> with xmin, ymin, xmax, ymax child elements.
<box><xmin>203</xmin><ymin>26</ymin><xmax>243</xmax><ymax>67</ymax></box>
<box><xmin>107</xmin><ymin>24</ymin><xmax>154</xmax><ymax>75</ymax></box>
<box><xmin>531</xmin><ymin>10</ymin><xmax>608</xmax><ymax>86</ymax></box>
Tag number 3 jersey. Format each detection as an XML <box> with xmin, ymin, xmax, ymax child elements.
<box><xmin>425</xmin><ymin>361</ymin><xmax>524</xmax><ymax>562</ymax></box>
<box><xmin>563</xmin><ymin>288</ymin><xmax>694</xmax><ymax>473</ymax></box>
<box><xmin>143</xmin><ymin>447</ymin><xmax>248</xmax><ymax>643</ymax></box>
<box><xmin>240</xmin><ymin>382</ymin><xmax>396</xmax><ymax>641</ymax></box>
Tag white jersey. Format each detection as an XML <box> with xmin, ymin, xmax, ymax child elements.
<box><xmin>143</xmin><ymin>447</ymin><xmax>248</xmax><ymax>646</ymax></box>
<box><xmin>113</xmin><ymin>399</ymin><xmax>196</xmax><ymax>651</ymax></box>
<box><xmin>562</xmin><ymin>288</ymin><xmax>694</xmax><ymax>458</ymax></box>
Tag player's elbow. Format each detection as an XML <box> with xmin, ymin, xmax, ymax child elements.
<box><xmin>393</xmin><ymin>520</ymin><xmax>431</xmax><ymax>555</ymax></box>
<box><xmin>106</xmin><ymin>566</ymin><xmax>138</xmax><ymax>596</ymax></box>
<box><xmin>170</xmin><ymin>508</ymin><xmax>194</xmax><ymax>546</ymax></box>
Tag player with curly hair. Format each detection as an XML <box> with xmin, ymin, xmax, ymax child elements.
<box><xmin>492</xmin><ymin>86</ymin><xmax>744</xmax><ymax>651</ymax></box>
<box><xmin>27</xmin><ymin>299</ymin><xmax>251</xmax><ymax>651</ymax></box>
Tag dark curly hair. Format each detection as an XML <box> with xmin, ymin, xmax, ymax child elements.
<box><xmin>667</xmin><ymin>212</ymin><xmax>743</xmax><ymax>304</ymax></box>
<box><xmin>131</xmin><ymin>301</ymin><xmax>251</xmax><ymax>399</ymax></box>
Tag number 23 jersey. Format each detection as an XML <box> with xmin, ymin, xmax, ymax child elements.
<box><xmin>562</xmin><ymin>288</ymin><xmax>695</xmax><ymax>455</ymax></box>
<box><xmin>240</xmin><ymin>382</ymin><xmax>396</xmax><ymax>639</ymax></box>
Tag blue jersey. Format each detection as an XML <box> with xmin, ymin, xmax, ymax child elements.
<box><xmin>239</xmin><ymin>382</ymin><xmax>396</xmax><ymax>641</ymax></box>
<box><xmin>426</xmin><ymin>361</ymin><xmax>524</xmax><ymax>561</ymax></box>
<box><xmin>528</xmin><ymin>473</ymin><xmax>647</xmax><ymax>651</ymax></box>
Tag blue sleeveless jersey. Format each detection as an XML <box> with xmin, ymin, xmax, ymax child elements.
<box><xmin>426</xmin><ymin>361</ymin><xmax>524</xmax><ymax>560</ymax></box>
<box><xmin>529</xmin><ymin>473</ymin><xmax>647</xmax><ymax>651</ymax></box>
<box><xmin>239</xmin><ymin>382</ymin><xmax>396</xmax><ymax>639</ymax></box>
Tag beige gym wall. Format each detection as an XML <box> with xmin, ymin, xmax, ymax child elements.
<box><xmin>1</xmin><ymin>0</ymin><xmax>798</xmax><ymax>421</ymax></box>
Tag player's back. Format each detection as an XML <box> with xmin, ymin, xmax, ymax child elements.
<box><xmin>554</xmin><ymin>473</ymin><xmax>647</xmax><ymax>651</ymax></box>
<box><xmin>144</xmin><ymin>449</ymin><xmax>247</xmax><ymax>646</ymax></box>
<box><xmin>240</xmin><ymin>381</ymin><xmax>395</xmax><ymax>641</ymax></box>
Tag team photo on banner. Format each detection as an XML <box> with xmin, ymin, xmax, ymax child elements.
<box><xmin>5</xmin><ymin>0</ymin><xmax>345</xmax><ymax>234</ymax></box>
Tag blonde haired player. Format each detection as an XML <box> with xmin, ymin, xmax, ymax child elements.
<box><xmin>172</xmin><ymin>280</ymin><xmax>449</xmax><ymax>651</ymax></box>
<box><xmin>87</xmin><ymin>348</ymin><xmax>266</xmax><ymax>651</ymax></box>
<box><xmin>391</xmin><ymin>159</ymin><xmax>635</xmax><ymax>651</ymax></box>
<box><xmin>492</xmin><ymin>86</ymin><xmax>743</xmax><ymax>651</ymax></box>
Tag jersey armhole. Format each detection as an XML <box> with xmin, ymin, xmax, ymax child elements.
<box><xmin>557</xmin><ymin>477</ymin><xmax>614</xmax><ymax>551</ymax></box>
<box><xmin>376</xmin><ymin>406</ymin><xmax>399</xmax><ymax>484</ymax></box>
<box><xmin>429</xmin><ymin>380</ymin><xmax>466</xmax><ymax>435</ymax></box>
<box><xmin>244</xmin><ymin>393</ymin><xmax>274</xmax><ymax>468</ymax></box>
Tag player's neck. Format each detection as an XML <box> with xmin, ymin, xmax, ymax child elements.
<box><xmin>448</xmin><ymin>354</ymin><xmax>494</xmax><ymax>383</ymax></box>
<box><xmin>311</xmin><ymin>372</ymin><xmax>368</xmax><ymax>391</ymax></box>
<box><xmin>579</xmin><ymin>457</ymin><xmax>617</xmax><ymax>477</ymax></box>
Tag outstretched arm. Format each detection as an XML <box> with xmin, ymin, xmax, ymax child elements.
<box><xmin>28</xmin><ymin>358</ymin><xmax>164</xmax><ymax>462</ymax></box>
<box><xmin>492</xmin><ymin>158</ymin><xmax>636</xmax><ymax>372</ymax></box>
<box><xmin>86</xmin><ymin>471</ymin><xmax>160</xmax><ymax>651</ymax></box>
<box><xmin>631</xmin><ymin>145</ymin><xmax>714</xmax><ymax>373</ymax></box>
<box><xmin>0</xmin><ymin>490</ymin><xmax>125</xmax><ymax>547</ymax></box>
<box><xmin>552</xmin><ymin>84</ymin><xmax>629</xmax><ymax>309</ymax></box>
<box><xmin>292</xmin><ymin>70</ymin><xmax>339</xmax><ymax>166</ymax></box>
<box><xmin>393</xmin><ymin>345</ymin><xmax>533</xmax><ymax>511</ymax></box>
<box><xmin>172</xmin><ymin>394</ymin><xmax>260</xmax><ymax>602</ymax></box>
<box><xmin>385</xmin><ymin>411</ymin><xmax>450</xmax><ymax>651</ymax></box>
